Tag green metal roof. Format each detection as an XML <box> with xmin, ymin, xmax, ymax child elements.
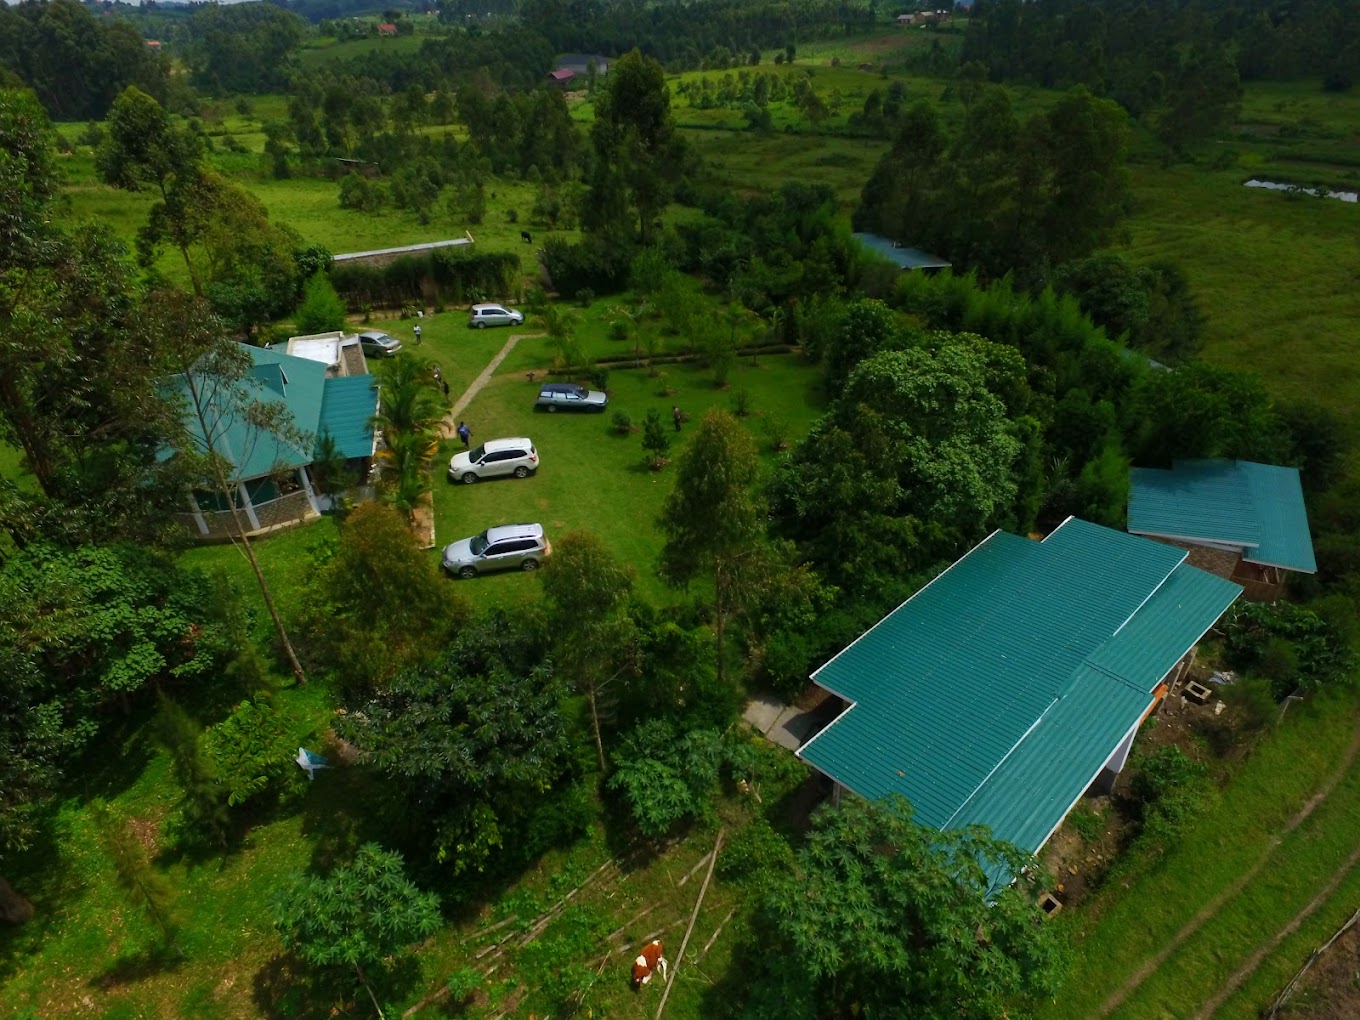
<box><xmin>799</xmin><ymin>518</ymin><xmax>1241</xmax><ymax>854</ymax></box>
<box><xmin>169</xmin><ymin>344</ymin><xmax>328</xmax><ymax>482</ymax></box>
<box><xmin>319</xmin><ymin>375</ymin><xmax>380</xmax><ymax>460</ymax></box>
<box><xmin>1128</xmin><ymin>459</ymin><xmax>1316</xmax><ymax>573</ymax></box>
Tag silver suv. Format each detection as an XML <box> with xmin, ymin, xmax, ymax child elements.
<box><xmin>448</xmin><ymin>437</ymin><xmax>539</xmax><ymax>484</ymax></box>
<box><xmin>468</xmin><ymin>303</ymin><xmax>525</xmax><ymax>329</ymax></box>
<box><xmin>442</xmin><ymin>523</ymin><xmax>552</xmax><ymax>578</ymax></box>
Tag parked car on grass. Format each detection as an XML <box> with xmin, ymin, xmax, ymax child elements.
<box><xmin>358</xmin><ymin>330</ymin><xmax>402</xmax><ymax>357</ymax></box>
<box><xmin>468</xmin><ymin>303</ymin><xmax>525</xmax><ymax>329</ymax></box>
<box><xmin>535</xmin><ymin>382</ymin><xmax>608</xmax><ymax>413</ymax></box>
<box><xmin>448</xmin><ymin>437</ymin><xmax>539</xmax><ymax>484</ymax></box>
<box><xmin>442</xmin><ymin>523</ymin><xmax>551</xmax><ymax>578</ymax></box>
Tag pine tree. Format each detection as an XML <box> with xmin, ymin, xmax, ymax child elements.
<box><xmin>294</xmin><ymin>271</ymin><xmax>347</xmax><ymax>335</ymax></box>
<box><xmin>641</xmin><ymin>409</ymin><xmax>671</xmax><ymax>469</ymax></box>
<box><xmin>155</xmin><ymin>696</ymin><xmax>230</xmax><ymax>848</ymax></box>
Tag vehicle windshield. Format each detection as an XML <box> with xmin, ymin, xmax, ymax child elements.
<box><xmin>470</xmin><ymin>531</ymin><xmax>489</xmax><ymax>555</ymax></box>
<box><xmin>469</xmin><ymin>444</ymin><xmax>486</xmax><ymax>461</ymax></box>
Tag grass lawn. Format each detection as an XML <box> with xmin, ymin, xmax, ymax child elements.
<box><xmin>1037</xmin><ymin>683</ymin><xmax>1360</xmax><ymax>1020</ymax></box>
<box><xmin>431</xmin><ymin>351</ymin><xmax>828</xmax><ymax>608</ymax></box>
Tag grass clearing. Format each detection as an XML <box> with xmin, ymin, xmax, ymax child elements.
<box><xmin>431</xmin><ymin>351</ymin><xmax>827</xmax><ymax>608</ymax></box>
<box><xmin>1118</xmin><ymin>164</ymin><xmax>1360</xmax><ymax>436</ymax></box>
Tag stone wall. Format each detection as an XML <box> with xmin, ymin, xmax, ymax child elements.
<box><xmin>173</xmin><ymin>490</ymin><xmax>317</xmax><ymax>541</ymax></box>
<box><xmin>255</xmin><ymin>490</ymin><xmax>316</xmax><ymax>530</ymax></box>
<box><xmin>1146</xmin><ymin>535</ymin><xmax>1242</xmax><ymax>581</ymax></box>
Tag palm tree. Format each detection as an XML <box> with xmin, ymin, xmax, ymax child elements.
<box><xmin>371</xmin><ymin>358</ymin><xmax>444</xmax><ymax>524</ymax></box>
<box><xmin>376</xmin><ymin>429</ymin><xmax>439</xmax><ymax>521</ymax></box>
<box><xmin>373</xmin><ymin>357</ymin><xmax>445</xmax><ymax>439</ymax></box>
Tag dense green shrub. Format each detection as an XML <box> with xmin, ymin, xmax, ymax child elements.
<box><xmin>1222</xmin><ymin>600</ymin><xmax>1355</xmax><ymax>699</ymax></box>
<box><xmin>329</xmin><ymin>250</ymin><xmax>520</xmax><ymax>311</ymax></box>
<box><xmin>294</xmin><ymin>272</ymin><xmax>346</xmax><ymax>334</ymax></box>
<box><xmin>541</xmin><ymin>236</ymin><xmax>633</xmax><ymax>296</ymax></box>
<box><xmin>1127</xmin><ymin>745</ymin><xmax>1217</xmax><ymax>859</ymax></box>
<box><xmin>609</xmin><ymin>720</ymin><xmax>723</xmax><ymax>837</ymax></box>
<box><xmin>718</xmin><ymin>817</ymin><xmax>796</xmax><ymax>883</ymax></box>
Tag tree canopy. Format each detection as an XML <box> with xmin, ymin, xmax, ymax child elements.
<box><xmin>772</xmin><ymin>330</ymin><xmax>1023</xmax><ymax>592</ymax></box>
<box><xmin>335</xmin><ymin>626</ymin><xmax>572</xmax><ymax>874</ymax></box>
<box><xmin>0</xmin><ymin>0</ymin><xmax>167</xmax><ymax>119</ymax></box>
<box><xmin>732</xmin><ymin>795</ymin><xmax>1068</xmax><ymax>1019</ymax></box>
<box><xmin>856</xmin><ymin>86</ymin><xmax>1130</xmax><ymax>281</ymax></box>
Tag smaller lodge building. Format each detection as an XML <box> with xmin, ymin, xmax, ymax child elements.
<box><xmin>1128</xmin><ymin>458</ymin><xmax>1316</xmax><ymax>600</ymax></box>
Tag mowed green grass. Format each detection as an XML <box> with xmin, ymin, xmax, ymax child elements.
<box><xmin>432</xmin><ymin>352</ymin><xmax>828</xmax><ymax>608</ymax></box>
<box><xmin>1036</xmin><ymin>683</ymin><xmax>1360</xmax><ymax>1020</ymax></box>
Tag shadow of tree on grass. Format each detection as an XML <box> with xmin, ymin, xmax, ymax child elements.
<box><xmin>90</xmin><ymin>942</ymin><xmax>186</xmax><ymax>991</ymax></box>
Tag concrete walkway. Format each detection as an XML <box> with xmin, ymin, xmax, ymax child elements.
<box><xmin>742</xmin><ymin>694</ymin><xmax>837</xmax><ymax>752</ymax></box>
<box><xmin>439</xmin><ymin>331</ymin><xmax>543</xmax><ymax>438</ymax></box>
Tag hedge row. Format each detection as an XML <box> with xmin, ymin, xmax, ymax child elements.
<box><xmin>329</xmin><ymin>249</ymin><xmax>522</xmax><ymax>310</ymax></box>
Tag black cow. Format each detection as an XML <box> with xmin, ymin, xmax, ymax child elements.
<box><xmin>521</xmin><ymin>230</ymin><xmax>532</xmax><ymax>244</ymax></box>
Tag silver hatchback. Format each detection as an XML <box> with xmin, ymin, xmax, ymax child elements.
<box><xmin>442</xmin><ymin>523</ymin><xmax>552</xmax><ymax>578</ymax></box>
<box><xmin>447</xmin><ymin>437</ymin><xmax>539</xmax><ymax>484</ymax></box>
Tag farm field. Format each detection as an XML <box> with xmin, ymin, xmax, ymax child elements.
<box><xmin>1118</xmin><ymin>165</ymin><xmax>1360</xmax><ymax>435</ymax></box>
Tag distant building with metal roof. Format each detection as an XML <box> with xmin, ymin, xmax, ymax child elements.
<box><xmin>798</xmin><ymin>518</ymin><xmax>1241</xmax><ymax>858</ymax></box>
<box><xmin>332</xmin><ymin>235</ymin><xmax>474</xmax><ymax>270</ymax></box>
<box><xmin>1128</xmin><ymin>460</ymin><xmax>1316</xmax><ymax>598</ymax></box>
<box><xmin>554</xmin><ymin>53</ymin><xmax>610</xmax><ymax>76</ymax></box>
<box><xmin>167</xmin><ymin>344</ymin><xmax>379</xmax><ymax>540</ymax></box>
<box><xmin>853</xmin><ymin>231</ymin><xmax>952</xmax><ymax>272</ymax></box>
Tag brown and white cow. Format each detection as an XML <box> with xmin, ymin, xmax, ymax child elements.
<box><xmin>631</xmin><ymin>939</ymin><xmax>668</xmax><ymax>988</ymax></box>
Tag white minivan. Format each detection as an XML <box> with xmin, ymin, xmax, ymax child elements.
<box><xmin>468</xmin><ymin>303</ymin><xmax>525</xmax><ymax>328</ymax></box>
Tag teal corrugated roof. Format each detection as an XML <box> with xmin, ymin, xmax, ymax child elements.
<box><xmin>1128</xmin><ymin>459</ymin><xmax>1315</xmax><ymax>573</ymax></box>
<box><xmin>852</xmin><ymin>232</ymin><xmax>952</xmax><ymax>270</ymax></box>
<box><xmin>799</xmin><ymin>518</ymin><xmax>1241</xmax><ymax>854</ymax></box>
<box><xmin>1239</xmin><ymin>461</ymin><xmax>1317</xmax><ymax>573</ymax></box>
<box><xmin>1090</xmin><ymin>563</ymin><xmax>1242</xmax><ymax>690</ymax></box>
<box><xmin>169</xmin><ymin>344</ymin><xmax>327</xmax><ymax>482</ymax></box>
<box><xmin>319</xmin><ymin>376</ymin><xmax>379</xmax><ymax>460</ymax></box>
<box><xmin>949</xmin><ymin>676</ymin><xmax>1153</xmax><ymax>853</ymax></box>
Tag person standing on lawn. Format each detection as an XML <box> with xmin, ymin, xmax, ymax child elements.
<box><xmin>457</xmin><ymin>421</ymin><xmax>471</xmax><ymax>448</ymax></box>
<box><xmin>413</xmin><ymin>324</ymin><xmax>422</xmax><ymax>345</ymax></box>
<box><xmin>672</xmin><ymin>406</ymin><xmax>683</xmax><ymax>432</ymax></box>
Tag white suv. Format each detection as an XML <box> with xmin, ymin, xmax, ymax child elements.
<box><xmin>468</xmin><ymin>303</ymin><xmax>525</xmax><ymax>329</ymax></box>
<box><xmin>442</xmin><ymin>523</ymin><xmax>552</xmax><ymax>578</ymax></box>
<box><xmin>448</xmin><ymin>437</ymin><xmax>539</xmax><ymax>484</ymax></box>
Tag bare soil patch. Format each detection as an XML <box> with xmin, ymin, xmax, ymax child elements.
<box><xmin>1039</xmin><ymin>795</ymin><xmax>1128</xmax><ymax>910</ymax></box>
<box><xmin>1276</xmin><ymin>922</ymin><xmax>1360</xmax><ymax>1020</ymax></box>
